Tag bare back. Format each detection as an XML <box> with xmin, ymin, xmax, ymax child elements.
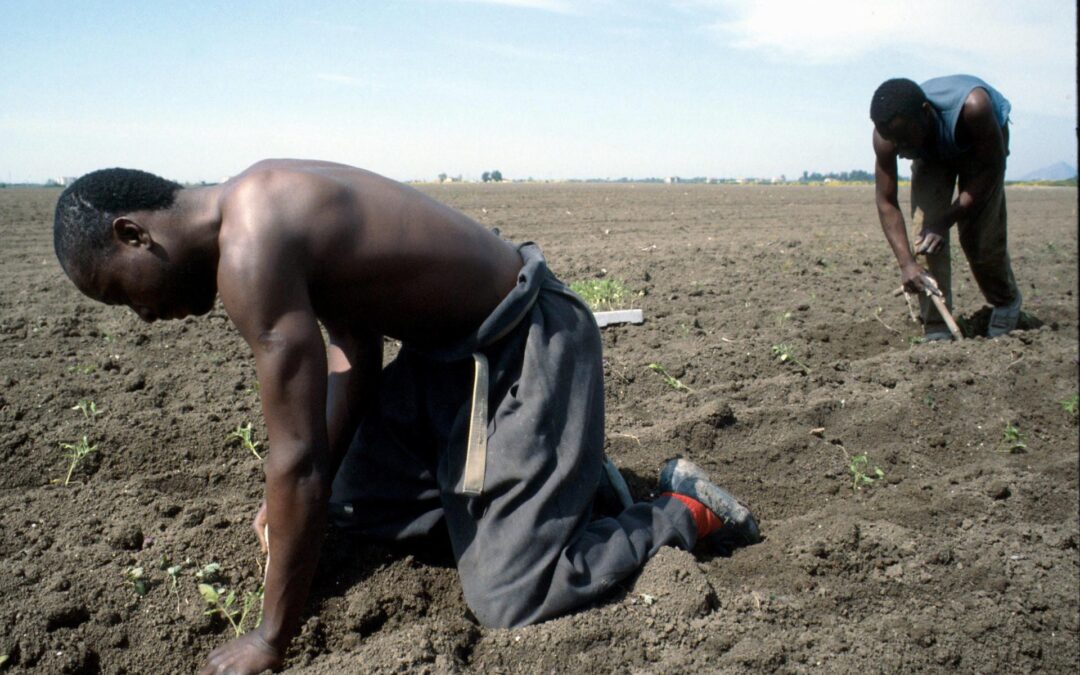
<box><xmin>217</xmin><ymin>159</ymin><xmax>522</xmax><ymax>345</ymax></box>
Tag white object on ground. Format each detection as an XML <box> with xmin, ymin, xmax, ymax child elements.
<box><xmin>594</xmin><ymin>309</ymin><xmax>644</xmax><ymax>328</ymax></box>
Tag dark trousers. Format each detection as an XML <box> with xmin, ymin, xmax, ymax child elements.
<box><xmin>329</xmin><ymin>244</ymin><xmax>696</xmax><ymax>628</ymax></box>
<box><xmin>911</xmin><ymin>151</ymin><xmax>1019</xmax><ymax>332</ymax></box>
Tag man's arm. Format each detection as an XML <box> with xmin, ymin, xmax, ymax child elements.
<box><xmin>202</xmin><ymin>220</ymin><xmax>334</xmax><ymax>674</ymax></box>
<box><xmin>918</xmin><ymin>88</ymin><xmax>1007</xmax><ymax>252</ymax></box>
<box><xmin>325</xmin><ymin>326</ymin><xmax>382</xmax><ymax>467</ymax></box>
<box><xmin>873</xmin><ymin>129</ymin><xmax>926</xmax><ymax>292</ymax></box>
<box><xmin>251</xmin><ymin>326</ymin><xmax>382</xmax><ymax>554</ymax></box>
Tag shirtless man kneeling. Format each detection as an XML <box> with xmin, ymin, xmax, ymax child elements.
<box><xmin>53</xmin><ymin>160</ymin><xmax>760</xmax><ymax>674</ymax></box>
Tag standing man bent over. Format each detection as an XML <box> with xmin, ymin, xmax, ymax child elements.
<box><xmin>871</xmin><ymin>75</ymin><xmax>1021</xmax><ymax>339</ymax></box>
<box><xmin>53</xmin><ymin>160</ymin><xmax>760</xmax><ymax>674</ymax></box>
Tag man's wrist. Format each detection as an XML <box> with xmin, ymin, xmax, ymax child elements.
<box><xmin>255</xmin><ymin>619</ymin><xmax>292</xmax><ymax>654</ymax></box>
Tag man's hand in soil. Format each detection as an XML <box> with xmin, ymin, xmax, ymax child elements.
<box><xmin>253</xmin><ymin>499</ymin><xmax>268</xmax><ymax>553</ymax></box>
<box><xmin>200</xmin><ymin>630</ymin><xmax>283</xmax><ymax>675</ymax></box>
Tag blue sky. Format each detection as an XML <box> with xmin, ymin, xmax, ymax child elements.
<box><xmin>1</xmin><ymin>0</ymin><xmax>1075</xmax><ymax>182</ymax></box>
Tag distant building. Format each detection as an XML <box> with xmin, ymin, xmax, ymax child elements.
<box><xmin>665</xmin><ymin>176</ymin><xmax>680</xmax><ymax>184</ymax></box>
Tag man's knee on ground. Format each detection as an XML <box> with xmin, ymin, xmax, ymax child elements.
<box><xmin>463</xmin><ymin>589</ymin><xmax>534</xmax><ymax>629</ymax></box>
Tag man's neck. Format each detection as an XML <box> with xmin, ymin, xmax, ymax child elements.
<box><xmin>169</xmin><ymin>185</ymin><xmax>224</xmax><ymax>257</ymax></box>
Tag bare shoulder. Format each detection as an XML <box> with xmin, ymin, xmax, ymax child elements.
<box><xmin>219</xmin><ymin>167</ymin><xmax>347</xmax><ymax>244</ymax></box>
<box><xmin>958</xmin><ymin>88</ymin><xmax>1005</xmax><ymax>151</ymax></box>
<box><xmin>214</xmin><ymin>170</ymin><xmax>328</xmax><ymax>323</ymax></box>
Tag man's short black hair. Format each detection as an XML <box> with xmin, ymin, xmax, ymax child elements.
<box><xmin>870</xmin><ymin>78</ymin><xmax>928</xmax><ymax>129</ymax></box>
<box><xmin>53</xmin><ymin>168</ymin><xmax>182</xmax><ymax>277</ymax></box>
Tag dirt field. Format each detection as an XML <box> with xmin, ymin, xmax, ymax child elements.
<box><xmin>1</xmin><ymin>183</ymin><xmax>1077</xmax><ymax>673</ymax></box>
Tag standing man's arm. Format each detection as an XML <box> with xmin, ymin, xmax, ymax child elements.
<box><xmin>916</xmin><ymin>88</ymin><xmax>1007</xmax><ymax>254</ymax></box>
<box><xmin>873</xmin><ymin>130</ymin><xmax>926</xmax><ymax>293</ymax></box>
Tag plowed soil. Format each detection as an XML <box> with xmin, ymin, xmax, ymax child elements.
<box><xmin>1</xmin><ymin>183</ymin><xmax>1076</xmax><ymax>673</ymax></box>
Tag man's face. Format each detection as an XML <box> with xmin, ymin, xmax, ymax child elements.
<box><xmin>879</xmin><ymin>112</ymin><xmax>931</xmax><ymax>160</ymax></box>
<box><xmin>75</xmin><ymin>245</ymin><xmax>216</xmax><ymax>323</ymax></box>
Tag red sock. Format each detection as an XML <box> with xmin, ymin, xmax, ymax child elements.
<box><xmin>663</xmin><ymin>492</ymin><xmax>724</xmax><ymax>539</ymax></box>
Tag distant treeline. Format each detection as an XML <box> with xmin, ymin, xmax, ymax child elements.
<box><xmin>563</xmin><ymin>170</ymin><xmax>875</xmax><ymax>184</ymax></box>
<box><xmin>799</xmin><ymin>169</ymin><xmax>874</xmax><ymax>182</ymax></box>
<box><xmin>1004</xmin><ymin>177</ymin><xmax>1077</xmax><ymax>187</ymax></box>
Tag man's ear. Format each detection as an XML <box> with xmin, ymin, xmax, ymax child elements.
<box><xmin>112</xmin><ymin>217</ymin><xmax>152</xmax><ymax>248</ymax></box>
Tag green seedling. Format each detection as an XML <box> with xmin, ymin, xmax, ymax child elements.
<box><xmin>772</xmin><ymin>344</ymin><xmax>810</xmax><ymax>373</ymax></box>
<box><xmin>647</xmin><ymin>363</ymin><xmax>692</xmax><ymax>393</ymax></box>
<box><xmin>999</xmin><ymin>424</ymin><xmax>1027</xmax><ymax>453</ymax></box>
<box><xmin>227</xmin><ymin>423</ymin><xmax>264</xmax><ymax>460</ymax></box>
<box><xmin>1061</xmin><ymin>394</ymin><xmax>1078</xmax><ymax>419</ymax></box>
<box><xmin>199</xmin><ymin>583</ymin><xmax>264</xmax><ymax>637</ymax></box>
<box><xmin>68</xmin><ymin>363</ymin><xmax>97</xmax><ymax>375</ymax></box>
<box><xmin>196</xmin><ymin>562</ymin><xmax>223</xmax><ymax>583</ymax></box>
<box><xmin>848</xmin><ymin>453</ymin><xmax>885</xmax><ymax>491</ymax></box>
<box><xmin>59</xmin><ymin>436</ymin><xmax>97</xmax><ymax>486</ymax></box>
<box><xmin>921</xmin><ymin>392</ymin><xmax>937</xmax><ymax>410</ymax></box>
<box><xmin>71</xmin><ymin>399</ymin><xmax>101</xmax><ymax>421</ymax></box>
<box><xmin>124</xmin><ymin>566</ymin><xmax>149</xmax><ymax>596</ymax></box>
<box><xmin>777</xmin><ymin>311</ymin><xmax>792</xmax><ymax>329</ymax></box>
<box><xmin>161</xmin><ymin>555</ymin><xmax>191</xmax><ymax>613</ymax></box>
<box><xmin>570</xmin><ymin>278</ymin><xmax>631</xmax><ymax>311</ymax></box>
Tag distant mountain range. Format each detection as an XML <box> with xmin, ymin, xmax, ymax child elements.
<box><xmin>1018</xmin><ymin>162</ymin><xmax>1077</xmax><ymax>181</ymax></box>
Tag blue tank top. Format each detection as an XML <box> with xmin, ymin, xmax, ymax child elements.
<box><xmin>920</xmin><ymin>75</ymin><xmax>1011</xmax><ymax>160</ymax></box>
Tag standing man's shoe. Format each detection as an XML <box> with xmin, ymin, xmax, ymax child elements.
<box><xmin>988</xmin><ymin>289</ymin><xmax>1022</xmax><ymax>337</ymax></box>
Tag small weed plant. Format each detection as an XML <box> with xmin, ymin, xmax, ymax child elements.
<box><xmin>59</xmin><ymin>436</ymin><xmax>97</xmax><ymax>486</ymax></box>
<box><xmin>848</xmin><ymin>453</ymin><xmax>885</xmax><ymax>490</ymax></box>
<box><xmin>1061</xmin><ymin>394</ymin><xmax>1078</xmax><ymax>420</ymax></box>
<box><xmin>124</xmin><ymin>566</ymin><xmax>149</xmax><ymax>596</ymax></box>
<box><xmin>199</xmin><ymin>583</ymin><xmax>265</xmax><ymax>637</ymax></box>
<box><xmin>647</xmin><ymin>363</ymin><xmax>692</xmax><ymax>393</ymax></box>
<box><xmin>921</xmin><ymin>392</ymin><xmax>937</xmax><ymax>410</ymax></box>
<box><xmin>570</xmin><ymin>278</ymin><xmax>631</xmax><ymax>311</ymax></box>
<box><xmin>834</xmin><ymin>443</ymin><xmax>884</xmax><ymax>492</ymax></box>
<box><xmin>999</xmin><ymin>424</ymin><xmax>1027</xmax><ymax>453</ymax></box>
<box><xmin>162</xmin><ymin>556</ymin><xmax>191</xmax><ymax>613</ymax></box>
<box><xmin>227</xmin><ymin>423</ymin><xmax>264</xmax><ymax>460</ymax></box>
<box><xmin>71</xmin><ymin>399</ymin><xmax>101</xmax><ymax>421</ymax></box>
<box><xmin>196</xmin><ymin>562</ymin><xmax>223</xmax><ymax>583</ymax></box>
<box><xmin>772</xmin><ymin>344</ymin><xmax>810</xmax><ymax>373</ymax></box>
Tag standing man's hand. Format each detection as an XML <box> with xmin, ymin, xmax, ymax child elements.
<box><xmin>901</xmin><ymin>261</ymin><xmax>928</xmax><ymax>294</ymax></box>
<box><xmin>914</xmin><ymin>221</ymin><xmax>947</xmax><ymax>255</ymax></box>
<box><xmin>200</xmin><ymin>630</ymin><xmax>283</xmax><ymax>675</ymax></box>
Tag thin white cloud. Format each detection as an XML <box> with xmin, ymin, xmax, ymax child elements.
<box><xmin>698</xmin><ymin>0</ymin><xmax>1075</xmax><ymax>116</ymax></box>
<box><xmin>454</xmin><ymin>0</ymin><xmax>580</xmax><ymax>14</ymax></box>
<box><xmin>706</xmin><ymin>1</ymin><xmax>1067</xmax><ymax>63</ymax></box>
<box><xmin>451</xmin><ymin>37</ymin><xmax>580</xmax><ymax>62</ymax></box>
<box><xmin>316</xmin><ymin>73</ymin><xmax>368</xmax><ymax>87</ymax></box>
<box><xmin>303</xmin><ymin>18</ymin><xmax>361</xmax><ymax>33</ymax></box>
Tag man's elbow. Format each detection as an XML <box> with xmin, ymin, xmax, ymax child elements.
<box><xmin>265</xmin><ymin>448</ymin><xmax>334</xmax><ymax>495</ymax></box>
<box><xmin>875</xmin><ymin>196</ymin><xmax>899</xmax><ymax>220</ymax></box>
